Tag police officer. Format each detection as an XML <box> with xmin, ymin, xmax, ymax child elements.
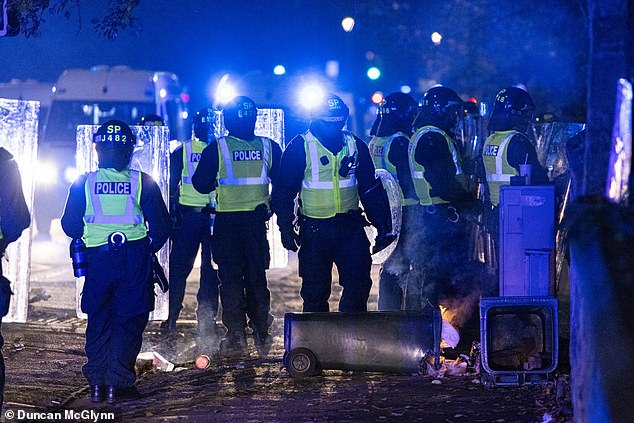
<box><xmin>192</xmin><ymin>96</ymin><xmax>281</xmax><ymax>351</ymax></box>
<box><xmin>368</xmin><ymin>92</ymin><xmax>419</xmax><ymax>310</ymax></box>
<box><xmin>163</xmin><ymin>109</ymin><xmax>220</xmax><ymax>334</ymax></box>
<box><xmin>482</xmin><ymin>87</ymin><xmax>549</xmax><ymax>208</ymax></box>
<box><xmin>0</xmin><ymin>147</ymin><xmax>30</xmax><ymax>410</ymax></box>
<box><xmin>408</xmin><ymin>86</ymin><xmax>475</xmax><ymax>309</ymax></box>
<box><xmin>61</xmin><ymin>120</ymin><xmax>171</xmax><ymax>403</ymax></box>
<box><xmin>271</xmin><ymin>93</ymin><xmax>394</xmax><ymax>313</ymax></box>
<box><xmin>481</xmin><ymin>87</ymin><xmax>549</xmax><ymax>283</ymax></box>
<box><xmin>139</xmin><ymin>114</ymin><xmax>165</xmax><ymax>127</ymax></box>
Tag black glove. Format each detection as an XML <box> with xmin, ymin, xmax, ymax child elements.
<box><xmin>171</xmin><ymin>207</ymin><xmax>183</xmax><ymax>230</ymax></box>
<box><xmin>255</xmin><ymin>203</ymin><xmax>273</xmax><ymax>222</ymax></box>
<box><xmin>280</xmin><ymin>225</ymin><xmax>300</xmax><ymax>252</ymax></box>
<box><xmin>151</xmin><ymin>253</ymin><xmax>169</xmax><ymax>293</ymax></box>
<box><xmin>0</xmin><ymin>276</ymin><xmax>13</xmax><ymax>318</ymax></box>
<box><xmin>372</xmin><ymin>230</ymin><xmax>397</xmax><ymax>255</ymax></box>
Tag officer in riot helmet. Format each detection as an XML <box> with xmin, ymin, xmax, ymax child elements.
<box><xmin>368</xmin><ymin>92</ymin><xmax>419</xmax><ymax>310</ymax></box>
<box><xmin>163</xmin><ymin>108</ymin><xmax>220</xmax><ymax>334</ymax></box>
<box><xmin>271</xmin><ymin>93</ymin><xmax>394</xmax><ymax>313</ymax></box>
<box><xmin>61</xmin><ymin>120</ymin><xmax>171</xmax><ymax>403</ymax></box>
<box><xmin>192</xmin><ymin>96</ymin><xmax>281</xmax><ymax>352</ymax></box>
<box><xmin>139</xmin><ymin>114</ymin><xmax>165</xmax><ymax>127</ymax></box>
<box><xmin>407</xmin><ymin>86</ymin><xmax>477</xmax><ymax>310</ymax></box>
<box><xmin>483</xmin><ymin>86</ymin><xmax>549</xmax><ymax>208</ymax></box>
<box><xmin>0</xmin><ymin>147</ymin><xmax>31</xmax><ymax>410</ymax></box>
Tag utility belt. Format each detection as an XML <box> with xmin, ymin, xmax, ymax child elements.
<box><xmin>299</xmin><ymin>209</ymin><xmax>365</xmax><ymax>228</ymax></box>
<box><xmin>86</xmin><ymin>235</ymin><xmax>149</xmax><ymax>254</ymax></box>
<box><xmin>421</xmin><ymin>203</ymin><xmax>460</xmax><ymax>224</ymax></box>
<box><xmin>214</xmin><ymin>203</ymin><xmax>272</xmax><ymax>223</ymax></box>
<box><xmin>177</xmin><ymin>204</ymin><xmax>213</xmax><ymax>214</ymax></box>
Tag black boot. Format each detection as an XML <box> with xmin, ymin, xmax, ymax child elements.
<box><xmin>90</xmin><ymin>384</ymin><xmax>106</xmax><ymax>402</ymax></box>
<box><xmin>107</xmin><ymin>385</ymin><xmax>141</xmax><ymax>403</ymax></box>
<box><xmin>218</xmin><ymin>330</ymin><xmax>247</xmax><ymax>353</ymax></box>
<box><xmin>160</xmin><ymin>318</ymin><xmax>177</xmax><ymax>332</ymax></box>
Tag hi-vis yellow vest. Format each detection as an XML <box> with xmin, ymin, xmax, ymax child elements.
<box><xmin>369</xmin><ymin>132</ymin><xmax>417</xmax><ymax>207</ymax></box>
<box><xmin>408</xmin><ymin>125</ymin><xmax>464</xmax><ymax>206</ymax></box>
<box><xmin>216</xmin><ymin>136</ymin><xmax>272</xmax><ymax>212</ymax></box>
<box><xmin>483</xmin><ymin>130</ymin><xmax>520</xmax><ymax>206</ymax></box>
<box><xmin>299</xmin><ymin>131</ymin><xmax>360</xmax><ymax>218</ymax></box>
<box><xmin>83</xmin><ymin>168</ymin><xmax>147</xmax><ymax>248</ymax></box>
<box><xmin>180</xmin><ymin>138</ymin><xmax>213</xmax><ymax>207</ymax></box>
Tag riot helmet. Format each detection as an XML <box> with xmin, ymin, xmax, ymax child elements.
<box><xmin>139</xmin><ymin>114</ymin><xmax>165</xmax><ymax>126</ymax></box>
<box><xmin>222</xmin><ymin>96</ymin><xmax>257</xmax><ymax>141</ymax></box>
<box><xmin>193</xmin><ymin>107</ymin><xmax>215</xmax><ymax>143</ymax></box>
<box><xmin>487</xmin><ymin>87</ymin><xmax>535</xmax><ymax>133</ymax></box>
<box><xmin>370</xmin><ymin>92</ymin><xmax>418</xmax><ymax>136</ymax></box>
<box><xmin>93</xmin><ymin>120</ymin><xmax>136</xmax><ymax>170</ymax></box>
<box><xmin>310</xmin><ymin>94</ymin><xmax>349</xmax><ymax>140</ymax></box>
<box><xmin>413</xmin><ymin>86</ymin><xmax>464</xmax><ymax>132</ymax></box>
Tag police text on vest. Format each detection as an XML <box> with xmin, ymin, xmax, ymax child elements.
<box><xmin>95</xmin><ymin>182</ymin><xmax>131</xmax><ymax>195</ymax></box>
<box><xmin>233</xmin><ymin>150</ymin><xmax>261</xmax><ymax>161</ymax></box>
<box><xmin>483</xmin><ymin>145</ymin><xmax>500</xmax><ymax>156</ymax></box>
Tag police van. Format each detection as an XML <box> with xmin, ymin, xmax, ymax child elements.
<box><xmin>34</xmin><ymin>65</ymin><xmax>189</xmax><ymax>236</ymax></box>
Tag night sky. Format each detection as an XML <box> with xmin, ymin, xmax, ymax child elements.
<box><xmin>1</xmin><ymin>1</ymin><xmax>587</xmax><ymax>120</ymax></box>
<box><xmin>1</xmin><ymin>1</ymin><xmax>356</xmax><ymax>111</ymax></box>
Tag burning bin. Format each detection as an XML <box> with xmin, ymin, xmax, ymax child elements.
<box><xmin>283</xmin><ymin>310</ymin><xmax>442</xmax><ymax>377</ymax></box>
<box><xmin>480</xmin><ymin>297</ymin><xmax>558</xmax><ymax>387</ymax></box>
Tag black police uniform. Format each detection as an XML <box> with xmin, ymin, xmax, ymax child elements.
<box><xmin>167</xmin><ymin>145</ymin><xmax>220</xmax><ymax>330</ymax></box>
<box><xmin>271</xmin><ymin>132</ymin><xmax>392</xmax><ymax>312</ymax></box>
<box><xmin>61</xmin><ymin>150</ymin><xmax>171</xmax><ymax>398</ymax></box>
<box><xmin>0</xmin><ymin>147</ymin><xmax>31</xmax><ymax>409</ymax></box>
<box><xmin>192</xmin><ymin>136</ymin><xmax>282</xmax><ymax>344</ymax></box>
<box><xmin>409</xmin><ymin>126</ymin><xmax>476</xmax><ymax>309</ymax></box>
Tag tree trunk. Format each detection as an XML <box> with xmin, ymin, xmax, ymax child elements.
<box><xmin>583</xmin><ymin>0</ymin><xmax>627</xmax><ymax>196</ymax></box>
<box><xmin>569</xmin><ymin>2</ymin><xmax>634</xmax><ymax>423</ymax></box>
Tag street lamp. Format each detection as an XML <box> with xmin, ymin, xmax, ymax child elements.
<box><xmin>431</xmin><ymin>32</ymin><xmax>442</xmax><ymax>45</ymax></box>
<box><xmin>367</xmin><ymin>67</ymin><xmax>381</xmax><ymax>80</ymax></box>
<box><xmin>341</xmin><ymin>17</ymin><xmax>355</xmax><ymax>32</ymax></box>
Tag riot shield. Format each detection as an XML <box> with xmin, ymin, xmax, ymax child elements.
<box><xmin>531</xmin><ymin>120</ymin><xmax>585</xmax><ymax>290</ymax></box>
<box><xmin>365</xmin><ymin>169</ymin><xmax>402</xmax><ymax>265</ymax></box>
<box><xmin>255</xmin><ymin>109</ymin><xmax>287</xmax><ymax>268</ymax></box>
<box><xmin>75</xmin><ymin>125</ymin><xmax>170</xmax><ymax>320</ymax></box>
<box><xmin>0</xmin><ymin>98</ymin><xmax>39</xmax><ymax>323</ymax></box>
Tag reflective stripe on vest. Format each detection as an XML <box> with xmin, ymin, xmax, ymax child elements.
<box><xmin>483</xmin><ymin>131</ymin><xmax>519</xmax><ymax>206</ymax></box>
<box><xmin>216</xmin><ymin>136</ymin><xmax>272</xmax><ymax>212</ymax></box>
<box><xmin>83</xmin><ymin>169</ymin><xmax>147</xmax><ymax>248</ymax></box>
<box><xmin>409</xmin><ymin>126</ymin><xmax>463</xmax><ymax>205</ymax></box>
<box><xmin>179</xmin><ymin>139</ymin><xmax>211</xmax><ymax>207</ymax></box>
<box><xmin>369</xmin><ymin>132</ymin><xmax>405</xmax><ymax>175</ymax></box>
<box><xmin>299</xmin><ymin>131</ymin><xmax>360</xmax><ymax>218</ymax></box>
<box><xmin>369</xmin><ymin>132</ymin><xmax>418</xmax><ymax>207</ymax></box>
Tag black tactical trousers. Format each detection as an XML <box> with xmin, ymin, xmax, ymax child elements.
<box><xmin>298</xmin><ymin>213</ymin><xmax>372</xmax><ymax>312</ymax></box>
<box><xmin>81</xmin><ymin>239</ymin><xmax>153</xmax><ymax>388</ymax></box>
<box><xmin>211</xmin><ymin>211</ymin><xmax>271</xmax><ymax>334</ymax></box>
<box><xmin>168</xmin><ymin>208</ymin><xmax>219</xmax><ymax>322</ymax></box>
